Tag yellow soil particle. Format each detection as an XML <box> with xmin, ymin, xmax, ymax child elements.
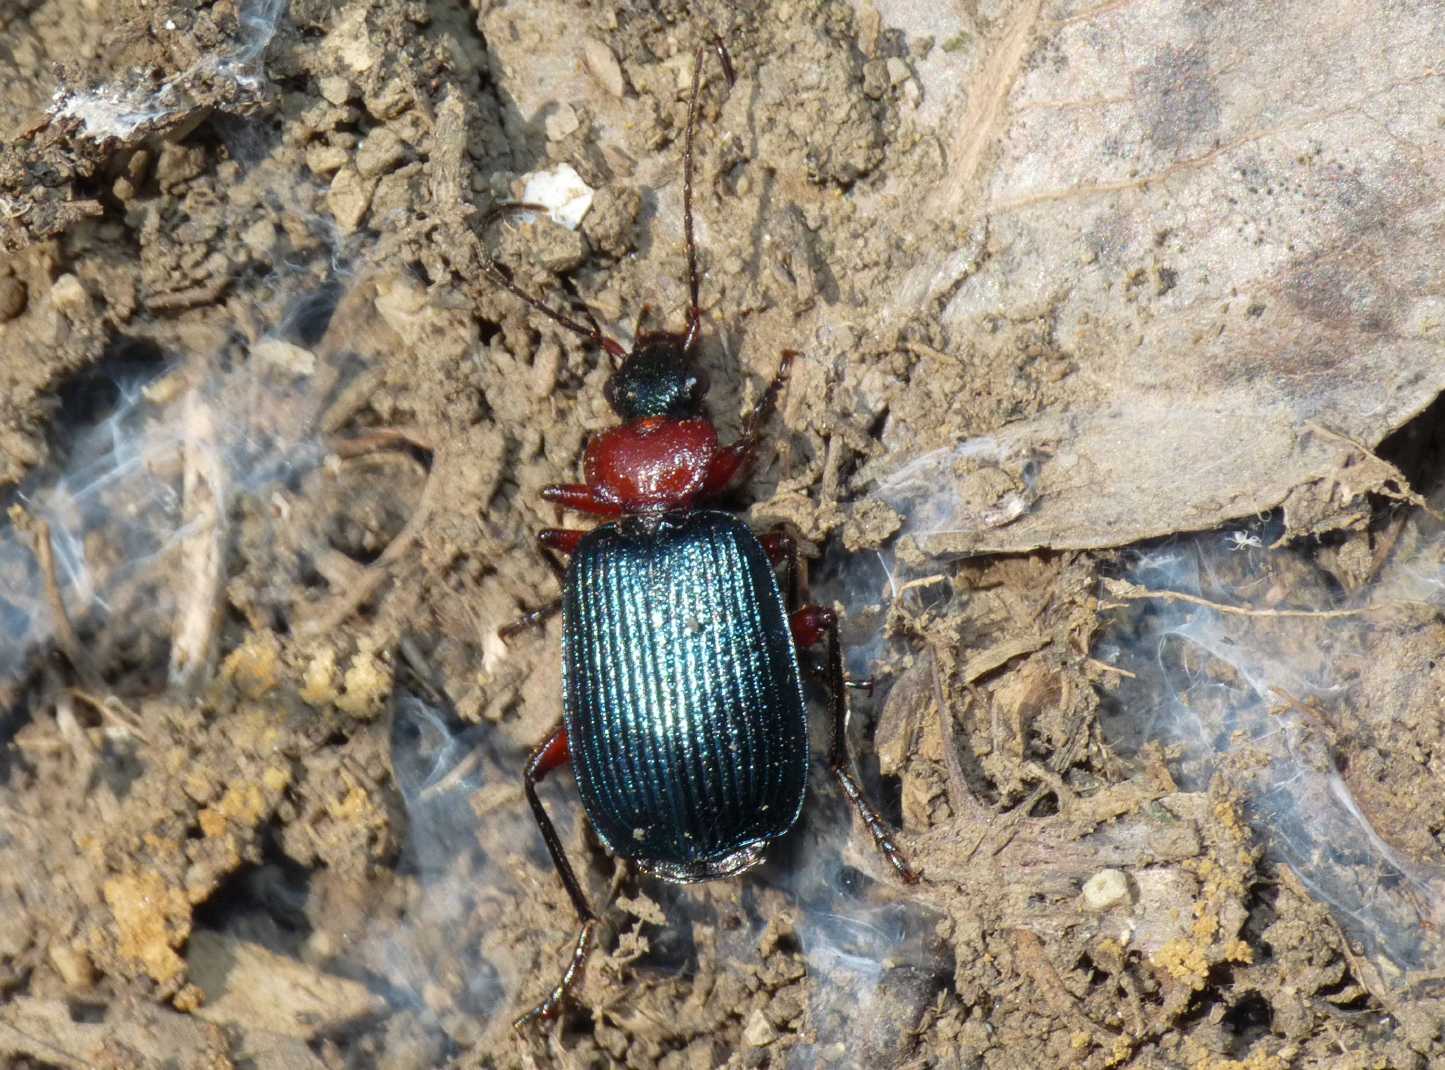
<box><xmin>336</xmin><ymin>648</ymin><xmax>392</xmax><ymax>718</ymax></box>
<box><xmin>1191</xmin><ymin>911</ymin><xmax>1220</xmax><ymax>942</ymax></box>
<box><xmin>1104</xmin><ymin>1036</ymin><xmax>1137</xmax><ymax>1067</ymax></box>
<box><xmin>299</xmin><ymin>647</ymin><xmax>339</xmax><ymax>706</ymax></box>
<box><xmin>1153</xmin><ymin>938</ymin><xmax>1210</xmax><ymax>990</ymax></box>
<box><xmin>1191</xmin><ymin>1052</ymin><xmax>1289</xmax><ymax>1070</ymax></box>
<box><xmin>103</xmin><ymin>871</ymin><xmax>191</xmax><ymax>985</ymax></box>
<box><xmin>173</xmin><ymin>982</ymin><xmax>205</xmax><ymax>1012</ymax></box>
<box><xmin>220</xmin><ymin>631</ymin><xmax>282</xmax><ymax>698</ymax></box>
<box><xmin>197</xmin><ymin>767</ymin><xmax>289</xmax><ymax>837</ymax></box>
<box><xmin>327</xmin><ymin>785</ymin><xmax>373</xmax><ymax>822</ymax></box>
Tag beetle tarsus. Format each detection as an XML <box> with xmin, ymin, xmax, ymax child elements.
<box><xmin>516</xmin><ymin>725</ymin><xmax>603</xmax><ymax>1031</ymax></box>
<box><xmin>513</xmin><ymin>917</ymin><xmax>599</xmax><ymax>1032</ymax></box>
<box><xmin>499</xmin><ymin>598</ymin><xmax>562</xmax><ymax>642</ymax></box>
<box><xmin>819</xmin><ymin>607</ymin><xmax>921</xmax><ymax>885</ymax></box>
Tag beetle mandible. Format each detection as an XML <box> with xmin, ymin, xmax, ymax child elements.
<box><xmin>486</xmin><ymin>40</ymin><xmax>919</xmax><ymax>1031</ymax></box>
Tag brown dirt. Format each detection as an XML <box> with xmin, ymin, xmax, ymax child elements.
<box><xmin>1</xmin><ymin>2</ymin><xmax>1443</xmax><ymax>1069</ymax></box>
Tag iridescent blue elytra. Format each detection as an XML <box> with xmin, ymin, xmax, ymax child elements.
<box><xmin>561</xmin><ymin>509</ymin><xmax>809</xmax><ymax>883</ymax></box>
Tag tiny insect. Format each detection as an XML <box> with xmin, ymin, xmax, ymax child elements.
<box><xmin>1225</xmin><ymin>530</ymin><xmax>1263</xmax><ymax>552</ymax></box>
<box><xmin>485</xmin><ymin>41</ymin><xmax>918</xmax><ymax>1030</ymax></box>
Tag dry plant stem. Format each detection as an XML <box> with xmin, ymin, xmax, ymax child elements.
<box><xmin>27</xmin><ymin>520</ymin><xmax>93</xmax><ymax>685</ymax></box>
<box><xmin>1103</xmin><ymin>578</ymin><xmax>1371</xmax><ymax>619</ymax></box>
<box><xmin>1362</xmin><ymin>508</ymin><xmax>1409</xmax><ymax>587</ymax></box>
<box><xmin>169</xmin><ymin>392</ymin><xmax>228</xmax><ymax>690</ymax></box>
<box><xmin>327</xmin><ymin>426</ymin><xmax>435</xmax><ymax>457</ymax></box>
<box><xmin>69</xmin><ymin>689</ymin><xmax>150</xmax><ymax>743</ymax></box>
<box><xmin>1010</xmin><ymin>928</ymin><xmax>1122</xmax><ymax>1042</ymax></box>
<box><xmin>1085</xmin><ymin>657</ymin><xmax>1136</xmax><ymax>679</ymax></box>
<box><xmin>30</xmin><ymin>517</ymin><xmax>85</xmax><ymax>672</ymax></box>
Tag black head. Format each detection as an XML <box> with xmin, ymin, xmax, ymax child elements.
<box><xmin>603</xmin><ymin>335</ymin><xmax>710</xmax><ymax>421</ymax></box>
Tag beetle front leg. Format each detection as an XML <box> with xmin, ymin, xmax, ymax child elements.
<box><xmin>515</xmin><ymin>722</ymin><xmax>601</xmax><ymax>1031</ymax></box>
<box><xmin>500</xmin><ymin>529</ymin><xmax>587</xmax><ymax>641</ymax></box>
<box><xmin>541</xmin><ymin>483</ymin><xmax>624</xmax><ymax>518</ymax></box>
<box><xmin>793</xmin><ymin>604</ymin><xmax>920</xmax><ymax>885</ymax></box>
<box><xmin>699</xmin><ymin>351</ymin><xmax>798</xmax><ymax>499</ymax></box>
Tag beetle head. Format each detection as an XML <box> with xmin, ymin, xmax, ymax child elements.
<box><xmin>604</xmin><ymin>335</ymin><xmax>709</xmax><ymax>421</ymax></box>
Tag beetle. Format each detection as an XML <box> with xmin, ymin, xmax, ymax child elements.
<box><xmin>486</xmin><ymin>40</ymin><xmax>918</xmax><ymax>1031</ymax></box>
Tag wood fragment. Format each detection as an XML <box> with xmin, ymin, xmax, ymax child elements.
<box><xmin>31</xmin><ymin>517</ymin><xmax>84</xmax><ymax>670</ymax></box>
<box><xmin>168</xmin><ymin>392</ymin><xmax>228</xmax><ymax>690</ymax></box>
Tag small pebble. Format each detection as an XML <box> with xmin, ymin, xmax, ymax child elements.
<box><xmin>242</xmin><ymin>218</ymin><xmax>277</xmax><ymax>259</ymax></box>
<box><xmin>318</xmin><ymin>75</ymin><xmax>354</xmax><ymax>105</ymax></box>
<box><xmin>1083</xmin><ymin>868</ymin><xmax>1131</xmax><ymax>911</ymax></box>
<box><xmin>743</xmin><ymin>1008</ymin><xmax>777</xmax><ymax>1047</ymax></box>
<box><xmin>545</xmin><ymin>103</ymin><xmax>580</xmax><ymax>141</ymax></box>
<box><xmin>583</xmin><ymin>39</ymin><xmax>626</xmax><ymax>98</ymax></box>
<box><xmin>49</xmin><ymin>942</ymin><xmax>94</xmax><ymax>989</ymax></box>
<box><xmin>355</xmin><ymin>126</ymin><xmax>405</xmax><ymax>178</ymax></box>
<box><xmin>253</xmin><ymin>339</ymin><xmax>317</xmax><ymax>377</ymax></box>
<box><xmin>327</xmin><ymin>165</ymin><xmax>375</xmax><ymax>233</ymax></box>
<box><xmin>49</xmin><ymin>274</ymin><xmax>89</xmax><ymax>317</ymax></box>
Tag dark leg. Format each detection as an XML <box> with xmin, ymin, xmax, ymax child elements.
<box><xmin>794</xmin><ymin>604</ymin><xmax>919</xmax><ymax>884</ymax></box>
<box><xmin>480</xmin><ymin>204</ymin><xmax>627</xmax><ymax>359</ymax></box>
<box><xmin>699</xmin><ymin>350</ymin><xmax>798</xmax><ymax>498</ymax></box>
<box><xmin>765</xmin><ymin>532</ymin><xmax>871</xmax><ymax>690</ymax></box>
<box><xmin>681</xmin><ymin>41</ymin><xmax>736</xmax><ymax>354</ymax></box>
<box><xmin>759</xmin><ymin>529</ymin><xmax>800</xmax><ymax>610</ymax></box>
<box><xmin>499</xmin><ymin>529</ymin><xmax>587</xmax><ymax>642</ymax></box>
<box><xmin>514</xmin><ymin>723</ymin><xmax>600</xmax><ymax>1031</ymax></box>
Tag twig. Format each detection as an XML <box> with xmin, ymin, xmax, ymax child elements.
<box><xmin>328</xmin><ymin>426</ymin><xmax>435</xmax><ymax>457</ymax></box>
<box><xmin>1101</xmin><ymin>578</ymin><xmax>1370</xmax><ymax>620</ymax></box>
<box><xmin>31</xmin><ymin>519</ymin><xmax>82</xmax><ymax>664</ymax></box>
<box><xmin>69</xmin><ymin>689</ymin><xmax>150</xmax><ymax>744</ymax></box>
<box><xmin>169</xmin><ymin>392</ymin><xmax>228</xmax><ymax>690</ymax></box>
<box><xmin>1085</xmin><ymin>657</ymin><xmax>1135</xmax><ymax>679</ymax></box>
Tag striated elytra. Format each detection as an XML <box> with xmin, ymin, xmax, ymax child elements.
<box><xmin>563</xmin><ymin>510</ymin><xmax>809</xmax><ymax>883</ymax></box>
<box><xmin>483</xmin><ymin>38</ymin><xmax>918</xmax><ymax>1032</ymax></box>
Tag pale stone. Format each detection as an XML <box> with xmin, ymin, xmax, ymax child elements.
<box><xmin>1083</xmin><ymin>868</ymin><xmax>1131</xmax><ymax>911</ymax></box>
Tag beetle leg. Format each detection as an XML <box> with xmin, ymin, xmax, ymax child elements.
<box><xmin>541</xmin><ymin>483</ymin><xmax>625</xmax><ymax>518</ymax></box>
<box><xmin>759</xmin><ymin>529</ymin><xmax>800</xmax><ymax>609</ymax></box>
<box><xmin>500</xmin><ymin>529</ymin><xmax>590</xmax><ymax>641</ymax></box>
<box><xmin>699</xmin><ymin>351</ymin><xmax>797</xmax><ymax>498</ymax></box>
<box><xmin>798</xmin><ymin>604</ymin><xmax>920</xmax><ymax>884</ymax></box>
<box><xmin>515</xmin><ymin>723</ymin><xmax>601</xmax><ymax>1031</ymax></box>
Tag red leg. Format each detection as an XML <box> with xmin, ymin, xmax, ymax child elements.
<box><xmin>515</xmin><ymin>723</ymin><xmax>600</xmax><ymax>1031</ymax></box>
<box><xmin>789</xmin><ymin>604</ymin><xmax>831</xmax><ymax>649</ymax></box>
<box><xmin>500</xmin><ymin>529</ymin><xmax>588</xmax><ymax>641</ymax></box>
<box><xmin>539</xmin><ymin>528</ymin><xmax>587</xmax><ymax>556</ymax></box>
<box><xmin>542</xmin><ymin>483</ymin><xmax>624</xmax><ymax>519</ymax></box>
